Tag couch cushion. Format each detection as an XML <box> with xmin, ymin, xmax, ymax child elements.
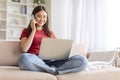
<box><xmin>70</xmin><ymin>43</ymin><xmax>87</xmax><ymax>57</ymax></box>
<box><xmin>0</xmin><ymin>66</ymin><xmax>57</xmax><ymax>80</ymax></box>
<box><xmin>56</xmin><ymin>67</ymin><xmax>120</xmax><ymax>80</ymax></box>
<box><xmin>88</xmin><ymin>50</ymin><xmax>116</xmax><ymax>62</ymax></box>
<box><xmin>0</xmin><ymin>41</ymin><xmax>21</xmax><ymax>66</ymax></box>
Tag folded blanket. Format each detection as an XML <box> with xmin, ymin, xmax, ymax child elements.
<box><xmin>86</xmin><ymin>61</ymin><xmax>114</xmax><ymax>71</ymax></box>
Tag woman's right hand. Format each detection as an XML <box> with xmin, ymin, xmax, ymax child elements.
<box><xmin>30</xmin><ymin>19</ymin><xmax>37</xmax><ymax>31</ymax></box>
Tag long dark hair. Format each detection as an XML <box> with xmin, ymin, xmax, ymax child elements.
<box><xmin>27</xmin><ymin>6</ymin><xmax>51</xmax><ymax>37</ymax></box>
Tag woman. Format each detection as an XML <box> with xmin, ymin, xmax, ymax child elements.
<box><xmin>18</xmin><ymin>6</ymin><xmax>88</xmax><ymax>75</ymax></box>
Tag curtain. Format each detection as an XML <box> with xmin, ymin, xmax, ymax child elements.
<box><xmin>51</xmin><ymin>0</ymin><xmax>107</xmax><ymax>51</ymax></box>
<box><xmin>106</xmin><ymin>0</ymin><xmax>120</xmax><ymax>49</ymax></box>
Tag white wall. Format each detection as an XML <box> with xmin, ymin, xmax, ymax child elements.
<box><xmin>106</xmin><ymin>0</ymin><xmax>120</xmax><ymax>49</ymax></box>
<box><xmin>44</xmin><ymin>0</ymin><xmax>51</xmax><ymax>28</ymax></box>
<box><xmin>51</xmin><ymin>0</ymin><xmax>69</xmax><ymax>38</ymax></box>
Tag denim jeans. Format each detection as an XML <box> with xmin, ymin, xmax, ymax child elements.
<box><xmin>18</xmin><ymin>53</ymin><xmax>88</xmax><ymax>75</ymax></box>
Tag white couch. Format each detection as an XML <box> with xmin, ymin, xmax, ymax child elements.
<box><xmin>0</xmin><ymin>41</ymin><xmax>120</xmax><ymax>80</ymax></box>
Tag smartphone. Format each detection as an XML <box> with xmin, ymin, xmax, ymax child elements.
<box><xmin>31</xmin><ymin>15</ymin><xmax>37</xmax><ymax>26</ymax></box>
<box><xmin>31</xmin><ymin>15</ymin><xmax>34</xmax><ymax>19</ymax></box>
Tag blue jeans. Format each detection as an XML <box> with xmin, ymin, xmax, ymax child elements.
<box><xmin>18</xmin><ymin>53</ymin><xmax>88</xmax><ymax>75</ymax></box>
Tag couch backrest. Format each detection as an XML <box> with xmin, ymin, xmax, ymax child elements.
<box><xmin>0</xmin><ymin>41</ymin><xmax>21</xmax><ymax>66</ymax></box>
<box><xmin>70</xmin><ymin>43</ymin><xmax>87</xmax><ymax>57</ymax></box>
<box><xmin>0</xmin><ymin>41</ymin><xmax>87</xmax><ymax>66</ymax></box>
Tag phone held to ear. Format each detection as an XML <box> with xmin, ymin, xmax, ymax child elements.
<box><xmin>31</xmin><ymin>15</ymin><xmax>38</xmax><ymax>27</ymax></box>
<box><xmin>31</xmin><ymin>15</ymin><xmax>35</xmax><ymax>19</ymax></box>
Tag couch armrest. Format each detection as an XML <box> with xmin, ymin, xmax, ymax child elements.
<box><xmin>0</xmin><ymin>41</ymin><xmax>22</xmax><ymax>66</ymax></box>
<box><xmin>88</xmin><ymin>50</ymin><xmax>116</xmax><ymax>62</ymax></box>
<box><xmin>69</xmin><ymin>43</ymin><xmax>87</xmax><ymax>57</ymax></box>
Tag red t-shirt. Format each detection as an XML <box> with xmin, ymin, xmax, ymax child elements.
<box><xmin>20</xmin><ymin>28</ymin><xmax>56</xmax><ymax>55</ymax></box>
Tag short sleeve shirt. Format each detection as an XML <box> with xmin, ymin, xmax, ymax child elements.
<box><xmin>20</xmin><ymin>28</ymin><xmax>56</xmax><ymax>55</ymax></box>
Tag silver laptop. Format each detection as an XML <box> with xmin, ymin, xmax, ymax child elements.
<box><xmin>39</xmin><ymin>38</ymin><xmax>73</xmax><ymax>60</ymax></box>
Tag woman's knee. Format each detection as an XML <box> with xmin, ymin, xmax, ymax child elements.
<box><xmin>70</xmin><ymin>55</ymin><xmax>86</xmax><ymax>60</ymax></box>
<box><xmin>70</xmin><ymin>55</ymin><xmax>88</xmax><ymax>67</ymax></box>
<box><xmin>19</xmin><ymin>53</ymin><xmax>29</xmax><ymax>62</ymax></box>
<box><xmin>19</xmin><ymin>53</ymin><xmax>37</xmax><ymax>62</ymax></box>
<box><xmin>18</xmin><ymin>53</ymin><xmax>33</xmax><ymax>68</ymax></box>
<box><xmin>18</xmin><ymin>53</ymin><xmax>35</xmax><ymax>70</ymax></box>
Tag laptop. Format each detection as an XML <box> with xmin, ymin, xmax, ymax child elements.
<box><xmin>39</xmin><ymin>38</ymin><xmax>73</xmax><ymax>60</ymax></box>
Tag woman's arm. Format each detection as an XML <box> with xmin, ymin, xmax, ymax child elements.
<box><xmin>21</xmin><ymin>19</ymin><xmax>37</xmax><ymax>52</ymax></box>
<box><xmin>20</xmin><ymin>30</ymin><xmax>35</xmax><ymax>52</ymax></box>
